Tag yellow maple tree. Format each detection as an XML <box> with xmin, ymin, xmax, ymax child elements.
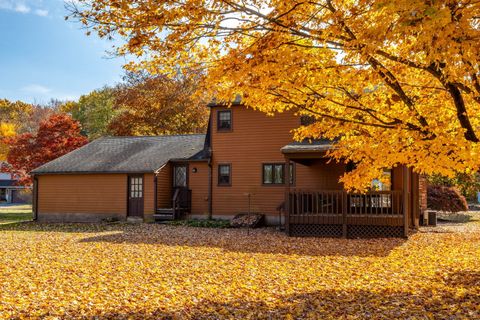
<box><xmin>70</xmin><ymin>0</ymin><xmax>480</xmax><ymax>189</ymax></box>
<box><xmin>0</xmin><ymin>122</ymin><xmax>16</xmax><ymax>161</ymax></box>
<box><xmin>0</xmin><ymin>99</ymin><xmax>34</xmax><ymax>162</ymax></box>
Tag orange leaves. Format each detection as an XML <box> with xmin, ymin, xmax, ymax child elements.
<box><xmin>108</xmin><ymin>73</ymin><xmax>209</xmax><ymax>136</ymax></box>
<box><xmin>0</xmin><ymin>219</ymin><xmax>479</xmax><ymax>319</ymax></box>
<box><xmin>5</xmin><ymin>114</ymin><xmax>88</xmax><ymax>185</ymax></box>
<box><xmin>69</xmin><ymin>0</ymin><xmax>480</xmax><ymax>190</ymax></box>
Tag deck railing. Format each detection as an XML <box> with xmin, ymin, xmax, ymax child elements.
<box><xmin>288</xmin><ymin>189</ymin><xmax>403</xmax><ymax>216</ymax></box>
<box><xmin>286</xmin><ymin>189</ymin><xmax>405</xmax><ymax>237</ymax></box>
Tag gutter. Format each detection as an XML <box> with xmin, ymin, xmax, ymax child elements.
<box><xmin>32</xmin><ymin>170</ymin><xmax>157</xmax><ymax>175</ymax></box>
<box><xmin>280</xmin><ymin>145</ymin><xmax>333</xmax><ymax>154</ymax></box>
<box><xmin>154</xmin><ymin>163</ymin><xmax>168</xmax><ymax>175</ymax></box>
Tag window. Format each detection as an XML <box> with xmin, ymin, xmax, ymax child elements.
<box><xmin>289</xmin><ymin>164</ymin><xmax>294</xmax><ymax>185</ymax></box>
<box><xmin>371</xmin><ymin>169</ymin><xmax>392</xmax><ymax>191</ymax></box>
<box><xmin>173</xmin><ymin>165</ymin><xmax>187</xmax><ymax>187</ymax></box>
<box><xmin>217</xmin><ymin>110</ymin><xmax>232</xmax><ymax>131</ymax></box>
<box><xmin>345</xmin><ymin>161</ymin><xmax>356</xmax><ymax>172</ymax></box>
<box><xmin>218</xmin><ymin>164</ymin><xmax>231</xmax><ymax>185</ymax></box>
<box><xmin>263</xmin><ymin>163</ymin><xmax>294</xmax><ymax>185</ymax></box>
<box><xmin>300</xmin><ymin>115</ymin><xmax>316</xmax><ymax>126</ymax></box>
<box><xmin>129</xmin><ymin>177</ymin><xmax>143</xmax><ymax>198</ymax></box>
<box><xmin>350</xmin><ymin>169</ymin><xmax>393</xmax><ymax>209</ymax></box>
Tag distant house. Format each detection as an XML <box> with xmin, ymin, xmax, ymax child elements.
<box><xmin>31</xmin><ymin>102</ymin><xmax>426</xmax><ymax>238</ymax></box>
<box><xmin>0</xmin><ymin>172</ymin><xmax>30</xmax><ymax>204</ymax></box>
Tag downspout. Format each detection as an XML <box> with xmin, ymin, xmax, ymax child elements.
<box><xmin>205</xmin><ymin>109</ymin><xmax>213</xmax><ymax>220</ymax></box>
<box><xmin>154</xmin><ymin>174</ymin><xmax>158</xmax><ymax>215</ymax></box>
<box><xmin>208</xmin><ymin>155</ymin><xmax>213</xmax><ymax>220</ymax></box>
<box><xmin>33</xmin><ymin>175</ymin><xmax>38</xmax><ymax>221</ymax></box>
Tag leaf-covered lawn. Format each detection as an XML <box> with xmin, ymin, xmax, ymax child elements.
<box><xmin>0</xmin><ymin>216</ymin><xmax>479</xmax><ymax>319</ymax></box>
<box><xmin>0</xmin><ymin>204</ymin><xmax>32</xmax><ymax>224</ymax></box>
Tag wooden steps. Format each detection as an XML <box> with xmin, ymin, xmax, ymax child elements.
<box><xmin>154</xmin><ymin>208</ymin><xmax>175</xmax><ymax>221</ymax></box>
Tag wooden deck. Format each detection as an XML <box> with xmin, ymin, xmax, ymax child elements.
<box><xmin>286</xmin><ymin>190</ymin><xmax>407</xmax><ymax>238</ymax></box>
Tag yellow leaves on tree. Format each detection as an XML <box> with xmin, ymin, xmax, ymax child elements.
<box><xmin>0</xmin><ymin>123</ymin><xmax>16</xmax><ymax>161</ymax></box>
<box><xmin>70</xmin><ymin>0</ymin><xmax>480</xmax><ymax>190</ymax></box>
<box><xmin>0</xmin><ymin>99</ymin><xmax>34</xmax><ymax>161</ymax></box>
<box><xmin>0</xmin><ymin>123</ymin><xmax>15</xmax><ymax>137</ymax></box>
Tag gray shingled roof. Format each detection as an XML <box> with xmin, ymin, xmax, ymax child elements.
<box><xmin>32</xmin><ymin>135</ymin><xmax>207</xmax><ymax>174</ymax></box>
<box><xmin>281</xmin><ymin>139</ymin><xmax>334</xmax><ymax>153</ymax></box>
<box><xmin>207</xmin><ymin>94</ymin><xmax>242</xmax><ymax>107</ymax></box>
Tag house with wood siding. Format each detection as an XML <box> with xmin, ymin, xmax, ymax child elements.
<box><xmin>31</xmin><ymin>102</ymin><xmax>426</xmax><ymax>238</ymax></box>
<box><xmin>0</xmin><ymin>172</ymin><xmax>30</xmax><ymax>204</ymax></box>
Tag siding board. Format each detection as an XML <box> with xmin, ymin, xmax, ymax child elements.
<box><xmin>210</xmin><ymin>105</ymin><xmax>414</xmax><ymax>221</ymax></box>
<box><xmin>211</xmin><ymin>106</ymin><xmax>302</xmax><ymax>217</ymax></box>
<box><xmin>37</xmin><ymin>174</ymin><xmax>127</xmax><ymax>222</ymax></box>
<box><xmin>156</xmin><ymin>164</ymin><xmax>172</xmax><ymax>208</ymax></box>
<box><xmin>144</xmin><ymin>173</ymin><xmax>155</xmax><ymax>220</ymax></box>
<box><xmin>189</xmin><ymin>162</ymin><xmax>209</xmax><ymax>215</ymax></box>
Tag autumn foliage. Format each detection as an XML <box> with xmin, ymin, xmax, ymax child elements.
<box><xmin>0</xmin><ymin>99</ymin><xmax>34</xmax><ymax>161</ymax></box>
<box><xmin>108</xmin><ymin>72</ymin><xmax>208</xmax><ymax>136</ymax></box>
<box><xmin>60</xmin><ymin>87</ymin><xmax>117</xmax><ymax>139</ymax></box>
<box><xmin>70</xmin><ymin>0</ymin><xmax>480</xmax><ymax>190</ymax></box>
<box><xmin>3</xmin><ymin>114</ymin><xmax>88</xmax><ymax>185</ymax></box>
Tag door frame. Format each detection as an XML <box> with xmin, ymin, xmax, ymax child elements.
<box><xmin>127</xmin><ymin>174</ymin><xmax>145</xmax><ymax>218</ymax></box>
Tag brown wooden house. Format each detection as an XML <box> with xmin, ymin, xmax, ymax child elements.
<box><xmin>32</xmin><ymin>102</ymin><xmax>426</xmax><ymax>237</ymax></box>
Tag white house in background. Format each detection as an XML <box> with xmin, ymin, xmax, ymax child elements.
<box><xmin>0</xmin><ymin>172</ymin><xmax>30</xmax><ymax>204</ymax></box>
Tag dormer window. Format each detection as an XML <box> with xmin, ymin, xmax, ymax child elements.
<box><xmin>217</xmin><ymin>110</ymin><xmax>232</xmax><ymax>131</ymax></box>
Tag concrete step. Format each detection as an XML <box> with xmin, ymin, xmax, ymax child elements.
<box><xmin>126</xmin><ymin>216</ymin><xmax>143</xmax><ymax>223</ymax></box>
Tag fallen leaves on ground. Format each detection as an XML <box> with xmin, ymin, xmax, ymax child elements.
<box><xmin>0</xmin><ymin>217</ymin><xmax>479</xmax><ymax>319</ymax></box>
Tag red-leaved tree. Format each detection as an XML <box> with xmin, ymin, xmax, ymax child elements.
<box><xmin>2</xmin><ymin>114</ymin><xmax>88</xmax><ymax>185</ymax></box>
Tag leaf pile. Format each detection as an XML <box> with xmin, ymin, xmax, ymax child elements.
<box><xmin>0</xmin><ymin>220</ymin><xmax>479</xmax><ymax>319</ymax></box>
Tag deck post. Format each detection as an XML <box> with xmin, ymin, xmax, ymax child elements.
<box><xmin>411</xmin><ymin>170</ymin><xmax>420</xmax><ymax>229</ymax></box>
<box><xmin>285</xmin><ymin>156</ymin><xmax>291</xmax><ymax>235</ymax></box>
<box><xmin>403</xmin><ymin>166</ymin><xmax>409</xmax><ymax>237</ymax></box>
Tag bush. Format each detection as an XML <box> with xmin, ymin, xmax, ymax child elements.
<box><xmin>230</xmin><ymin>213</ymin><xmax>265</xmax><ymax>228</ymax></box>
<box><xmin>427</xmin><ymin>173</ymin><xmax>480</xmax><ymax>201</ymax></box>
<box><xmin>427</xmin><ymin>185</ymin><xmax>468</xmax><ymax>213</ymax></box>
<box><xmin>168</xmin><ymin>219</ymin><xmax>231</xmax><ymax>228</ymax></box>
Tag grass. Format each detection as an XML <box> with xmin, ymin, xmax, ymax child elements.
<box><xmin>0</xmin><ymin>218</ymin><xmax>479</xmax><ymax>319</ymax></box>
<box><xmin>167</xmin><ymin>218</ymin><xmax>231</xmax><ymax>228</ymax></box>
<box><xmin>0</xmin><ymin>204</ymin><xmax>32</xmax><ymax>224</ymax></box>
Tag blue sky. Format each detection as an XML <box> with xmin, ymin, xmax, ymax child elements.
<box><xmin>0</xmin><ymin>0</ymin><xmax>126</xmax><ymax>104</ymax></box>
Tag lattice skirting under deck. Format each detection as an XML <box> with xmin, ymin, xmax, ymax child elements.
<box><xmin>347</xmin><ymin>225</ymin><xmax>404</xmax><ymax>238</ymax></box>
<box><xmin>288</xmin><ymin>224</ymin><xmax>405</xmax><ymax>238</ymax></box>
<box><xmin>289</xmin><ymin>224</ymin><xmax>343</xmax><ymax>237</ymax></box>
